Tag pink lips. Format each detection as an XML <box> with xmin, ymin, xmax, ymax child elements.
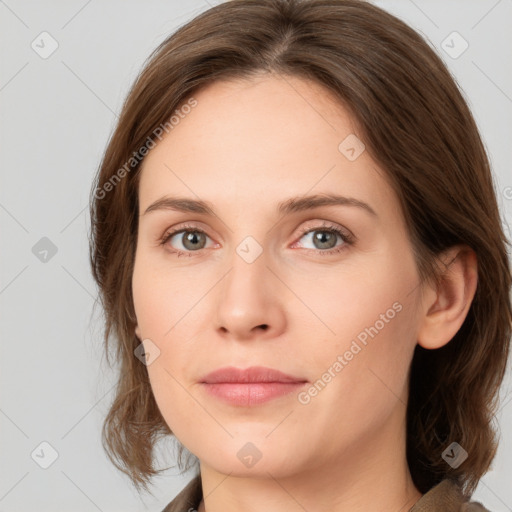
<box><xmin>200</xmin><ymin>366</ymin><xmax>308</xmax><ymax>406</ymax></box>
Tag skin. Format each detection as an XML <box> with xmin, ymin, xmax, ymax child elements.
<box><xmin>132</xmin><ymin>74</ymin><xmax>478</xmax><ymax>512</ymax></box>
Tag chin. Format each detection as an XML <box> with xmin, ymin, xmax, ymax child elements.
<box><xmin>196</xmin><ymin>438</ymin><xmax>306</xmax><ymax>478</ymax></box>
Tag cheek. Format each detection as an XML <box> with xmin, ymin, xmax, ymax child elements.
<box><xmin>132</xmin><ymin>254</ymin><xmax>207</xmax><ymax>425</ymax></box>
<box><xmin>296</xmin><ymin>298</ymin><xmax>417</xmax><ymax>447</ymax></box>
<box><xmin>293</xmin><ymin>251</ymin><xmax>420</xmax><ymax>398</ymax></box>
<box><xmin>132</xmin><ymin>252</ymin><xmax>202</xmax><ymax>336</ymax></box>
<box><xmin>138</xmin><ymin>330</ymin><xmax>202</xmax><ymax>443</ymax></box>
<box><xmin>289</xmin><ymin>255</ymin><xmax>417</xmax><ymax>344</ymax></box>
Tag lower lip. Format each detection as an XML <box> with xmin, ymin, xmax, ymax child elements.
<box><xmin>201</xmin><ymin>382</ymin><xmax>306</xmax><ymax>406</ymax></box>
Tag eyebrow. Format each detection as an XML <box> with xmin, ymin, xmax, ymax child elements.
<box><xmin>142</xmin><ymin>193</ymin><xmax>377</xmax><ymax>217</ymax></box>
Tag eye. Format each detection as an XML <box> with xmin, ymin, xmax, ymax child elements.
<box><xmin>159</xmin><ymin>221</ymin><xmax>355</xmax><ymax>257</ymax></box>
<box><xmin>159</xmin><ymin>223</ymin><xmax>215</xmax><ymax>257</ymax></box>
<box><xmin>292</xmin><ymin>222</ymin><xmax>354</xmax><ymax>255</ymax></box>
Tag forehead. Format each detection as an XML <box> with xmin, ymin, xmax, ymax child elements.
<box><xmin>137</xmin><ymin>74</ymin><xmax>392</xmax><ymax>215</ymax></box>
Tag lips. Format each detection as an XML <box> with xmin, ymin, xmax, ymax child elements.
<box><xmin>200</xmin><ymin>366</ymin><xmax>307</xmax><ymax>384</ymax></box>
<box><xmin>199</xmin><ymin>366</ymin><xmax>308</xmax><ymax>406</ymax></box>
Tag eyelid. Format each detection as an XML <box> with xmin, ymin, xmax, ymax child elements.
<box><xmin>294</xmin><ymin>219</ymin><xmax>355</xmax><ymax>241</ymax></box>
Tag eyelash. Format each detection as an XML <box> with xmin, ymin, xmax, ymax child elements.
<box><xmin>158</xmin><ymin>222</ymin><xmax>355</xmax><ymax>258</ymax></box>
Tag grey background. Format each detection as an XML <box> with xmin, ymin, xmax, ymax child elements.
<box><xmin>1</xmin><ymin>0</ymin><xmax>511</xmax><ymax>510</ymax></box>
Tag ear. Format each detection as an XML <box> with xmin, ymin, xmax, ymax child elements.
<box><xmin>417</xmin><ymin>245</ymin><xmax>478</xmax><ymax>350</ymax></box>
<box><xmin>135</xmin><ymin>324</ymin><xmax>142</xmax><ymax>341</ymax></box>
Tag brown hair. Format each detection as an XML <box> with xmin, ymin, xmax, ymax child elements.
<box><xmin>88</xmin><ymin>0</ymin><xmax>512</xmax><ymax>497</ymax></box>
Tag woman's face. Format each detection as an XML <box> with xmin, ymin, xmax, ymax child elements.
<box><xmin>132</xmin><ymin>74</ymin><xmax>425</xmax><ymax>479</ymax></box>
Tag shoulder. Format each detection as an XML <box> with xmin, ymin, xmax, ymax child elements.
<box><xmin>410</xmin><ymin>479</ymin><xmax>491</xmax><ymax>512</ymax></box>
<box><xmin>459</xmin><ymin>501</ymin><xmax>491</xmax><ymax>512</ymax></box>
<box><xmin>160</xmin><ymin>474</ymin><xmax>202</xmax><ymax>512</ymax></box>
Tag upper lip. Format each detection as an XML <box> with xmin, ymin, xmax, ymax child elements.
<box><xmin>200</xmin><ymin>366</ymin><xmax>307</xmax><ymax>384</ymax></box>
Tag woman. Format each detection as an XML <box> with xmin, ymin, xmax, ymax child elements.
<box><xmin>88</xmin><ymin>1</ymin><xmax>511</xmax><ymax>511</ymax></box>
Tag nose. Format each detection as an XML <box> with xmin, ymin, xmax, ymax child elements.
<box><xmin>214</xmin><ymin>248</ymin><xmax>286</xmax><ymax>341</ymax></box>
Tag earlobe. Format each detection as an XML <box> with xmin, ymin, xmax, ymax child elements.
<box><xmin>135</xmin><ymin>325</ymin><xmax>142</xmax><ymax>340</ymax></box>
<box><xmin>417</xmin><ymin>245</ymin><xmax>478</xmax><ymax>350</ymax></box>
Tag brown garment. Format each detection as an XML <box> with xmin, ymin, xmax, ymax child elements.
<box><xmin>161</xmin><ymin>474</ymin><xmax>490</xmax><ymax>512</ymax></box>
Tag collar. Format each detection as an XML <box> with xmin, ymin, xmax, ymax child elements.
<box><xmin>162</xmin><ymin>475</ymin><xmax>489</xmax><ymax>512</ymax></box>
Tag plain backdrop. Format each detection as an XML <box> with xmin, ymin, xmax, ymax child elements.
<box><xmin>1</xmin><ymin>1</ymin><xmax>511</xmax><ymax>511</ymax></box>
